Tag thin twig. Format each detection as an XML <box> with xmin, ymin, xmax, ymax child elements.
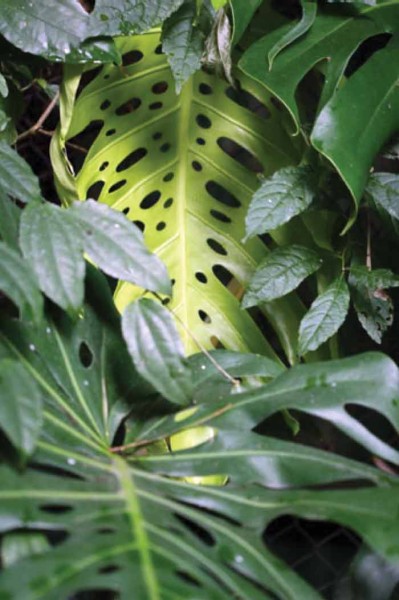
<box><xmin>153</xmin><ymin>293</ymin><xmax>239</xmax><ymax>387</ymax></box>
<box><xmin>17</xmin><ymin>91</ymin><xmax>60</xmax><ymax>141</ymax></box>
<box><xmin>366</xmin><ymin>209</ymin><xmax>372</xmax><ymax>271</ymax></box>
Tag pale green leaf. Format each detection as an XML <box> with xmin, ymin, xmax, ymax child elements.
<box><xmin>298</xmin><ymin>278</ymin><xmax>350</xmax><ymax>355</ymax></box>
<box><xmin>1</xmin><ymin>533</ymin><xmax>49</xmax><ymax>568</ymax></box>
<box><xmin>243</xmin><ymin>245</ymin><xmax>322</xmax><ymax>307</ymax></box>
<box><xmin>0</xmin><ymin>241</ymin><xmax>43</xmax><ymax>322</ymax></box>
<box><xmin>122</xmin><ymin>298</ymin><xmax>193</xmax><ymax>405</ymax></box>
<box><xmin>245</xmin><ymin>166</ymin><xmax>317</xmax><ymax>239</ymax></box>
<box><xmin>20</xmin><ymin>202</ymin><xmax>85</xmax><ymax>314</ymax></box>
<box><xmin>0</xmin><ymin>142</ymin><xmax>42</xmax><ymax>203</ymax></box>
<box><xmin>70</xmin><ymin>200</ymin><xmax>171</xmax><ymax>295</ymax></box>
<box><xmin>0</xmin><ymin>359</ymin><xmax>43</xmax><ymax>455</ymax></box>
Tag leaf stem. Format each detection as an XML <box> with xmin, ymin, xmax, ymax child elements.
<box><xmin>17</xmin><ymin>91</ymin><xmax>60</xmax><ymax>141</ymax></box>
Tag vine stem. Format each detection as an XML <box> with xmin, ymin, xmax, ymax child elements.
<box><xmin>152</xmin><ymin>293</ymin><xmax>239</xmax><ymax>388</ymax></box>
<box><xmin>17</xmin><ymin>91</ymin><xmax>60</xmax><ymax>141</ymax></box>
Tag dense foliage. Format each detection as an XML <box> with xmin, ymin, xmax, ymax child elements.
<box><xmin>0</xmin><ymin>0</ymin><xmax>399</xmax><ymax>598</ymax></box>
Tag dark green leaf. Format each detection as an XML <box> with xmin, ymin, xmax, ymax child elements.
<box><xmin>0</xmin><ymin>192</ymin><xmax>20</xmax><ymax>251</ymax></box>
<box><xmin>0</xmin><ymin>241</ymin><xmax>43</xmax><ymax>322</ymax></box>
<box><xmin>0</xmin><ymin>142</ymin><xmax>41</xmax><ymax>203</ymax></box>
<box><xmin>229</xmin><ymin>0</ymin><xmax>263</xmax><ymax>46</ymax></box>
<box><xmin>243</xmin><ymin>245</ymin><xmax>322</xmax><ymax>307</ymax></box>
<box><xmin>122</xmin><ymin>298</ymin><xmax>193</xmax><ymax>405</ymax></box>
<box><xmin>349</xmin><ymin>266</ymin><xmax>399</xmax><ymax>291</ymax></box>
<box><xmin>162</xmin><ymin>0</ymin><xmax>204</xmax><ymax>93</ymax></box>
<box><xmin>70</xmin><ymin>200</ymin><xmax>171</xmax><ymax>295</ymax></box>
<box><xmin>20</xmin><ymin>202</ymin><xmax>85</xmax><ymax>314</ymax></box>
<box><xmin>367</xmin><ymin>172</ymin><xmax>399</xmax><ymax>221</ymax></box>
<box><xmin>298</xmin><ymin>278</ymin><xmax>349</xmax><ymax>355</ymax></box>
<box><xmin>312</xmin><ymin>35</ymin><xmax>399</xmax><ymax>204</ymax></box>
<box><xmin>0</xmin><ymin>359</ymin><xmax>43</xmax><ymax>455</ymax></box>
<box><xmin>245</xmin><ymin>166</ymin><xmax>317</xmax><ymax>239</ymax></box>
<box><xmin>268</xmin><ymin>1</ymin><xmax>317</xmax><ymax>69</ymax></box>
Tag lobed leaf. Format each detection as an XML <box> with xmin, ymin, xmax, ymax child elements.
<box><xmin>298</xmin><ymin>278</ymin><xmax>350</xmax><ymax>355</ymax></box>
<box><xmin>243</xmin><ymin>244</ymin><xmax>322</xmax><ymax>307</ymax></box>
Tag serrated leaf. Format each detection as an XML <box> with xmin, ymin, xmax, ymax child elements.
<box><xmin>70</xmin><ymin>200</ymin><xmax>171</xmax><ymax>296</ymax></box>
<box><xmin>162</xmin><ymin>0</ymin><xmax>205</xmax><ymax>93</ymax></box>
<box><xmin>243</xmin><ymin>245</ymin><xmax>322</xmax><ymax>307</ymax></box>
<box><xmin>19</xmin><ymin>202</ymin><xmax>85</xmax><ymax>314</ymax></box>
<box><xmin>0</xmin><ymin>241</ymin><xmax>43</xmax><ymax>322</ymax></box>
<box><xmin>0</xmin><ymin>191</ymin><xmax>20</xmax><ymax>251</ymax></box>
<box><xmin>122</xmin><ymin>298</ymin><xmax>193</xmax><ymax>405</ymax></box>
<box><xmin>298</xmin><ymin>278</ymin><xmax>350</xmax><ymax>355</ymax></box>
<box><xmin>0</xmin><ymin>359</ymin><xmax>43</xmax><ymax>456</ymax></box>
<box><xmin>268</xmin><ymin>1</ymin><xmax>317</xmax><ymax>69</ymax></box>
<box><xmin>245</xmin><ymin>166</ymin><xmax>317</xmax><ymax>239</ymax></box>
<box><xmin>349</xmin><ymin>266</ymin><xmax>399</xmax><ymax>291</ymax></box>
<box><xmin>0</xmin><ymin>142</ymin><xmax>41</xmax><ymax>203</ymax></box>
<box><xmin>367</xmin><ymin>172</ymin><xmax>399</xmax><ymax>221</ymax></box>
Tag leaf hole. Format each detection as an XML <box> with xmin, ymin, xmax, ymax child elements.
<box><xmin>205</xmin><ymin>180</ymin><xmax>241</xmax><ymax>208</ymax></box>
<box><xmin>116</xmin><ymin>148</ymin><xmax>147</xmax><ymax>172</ymax></box>
<box><xmin>140</xmin><ymin>191</ymin><xmax>161</xmax><ymax>209</ymax></box>
<box><xmin>192</xmin><ymin>161</ymin><xmax>202</xmax><ymax>172</ymax></box>
<box><xmin>79</xmin><ymin>341</ymin><xmax>94</xmax><ymax>368</ymax></box>
<box><xmin>115</xmin><ymin>97</ymin><xmax>141</xmax><ymax>115</ymax></box>
<box><xmin>163</xmin><ymin>172</ymin><xmax>174</xmax><ymax>182</ymax></box>
<box><xmin>39</xmin><ymin>504</ymin><xmax>73</xmax><ymax>514</ymax></box>
<box><xmin>122</xmin><ymin>49</ymin><xmax>143</xmax><ymax>66</ymax></box>
<box><xmin>195</xmin><ymin>272</ymin><xmax>208</xmax><ymax>284</ymax></box>
<box><xmin>198</xmin><ymin>310</ymin><xmax>212</xmax><ymax>324</ymax></box>
<box><xmin>225</xmin><ymin>85</ymin><xmax>271</xmax><ymax>119</ymax></box>
<box><xmin>149</xmin><ymin>101</ymin><xmax>163</xmax><ymax>110</ymax></box>
<box><xmin>152</xmin><ymin>81</ymin><xmax>168</xmax><ymax>94</ymax></box>
<box><xmin>210</xmin><ymin>336</ymin><xmax>226</xmax><ymax>349</ymax></box>
<box><xmin>108</xmin><ymin>180</ymin><xmax>127</xmax><ymax>194</ymax></box>
<box><xmin>98</xmin><ymin>564</ymin><xmax>121</xmax><ymax>574</ymax></box>
<box><xmin>86</xmin><ymin>181</ymin><xmax>104</xmax><ymax>201</ymax></box>
<box><xmin>196</xmin><ymin>114</ymin><xmax>212</xmax><ymax>129</ymax></box>
<box><xmin>199</xmin><ymin>83</ymin><xmax>212</xmax><ymax>95</ymax></box>
<box><xmin>196</xmin><ymin>137</ymin><xmax>206</xmax><ymax>145</ymax></box>
<box><xmin>99</xmin><ymin>161</ymin><xmax>109</xmax><ymax>172</ymax></box>
<box><xmin>155</xmin><ymin>44</ymin><xmax>163</xmax><ymax>54</ymax></box>
<box><xmin>100</xmin><ymin>99</ymin><xmax>111</xmax><ymax>110</ymax></box>
<box><xmin>174</xmin><ymin>514</ymin><xmax>216</xmax><ymax>547</ymax></box>
<box><xmin>105</xmin><ymin>128</ymin><xmax>116</xmax><ymax>136</ymax></box>
<box><xmin>156</xmin><ymin>221</ymin><xmax>166</xmax><ymax>231</ymax></box>
<box><xmin>160</xmin><ymin>143</ymin><xmax>171</xmax><ymax>153</ymax></box>
<box><xmin>212</xmin><ymin>264</ymin><xmax>234</xmax><ymax>287</ymax></box>
<box><xmin>175</xmin><ymin>571</ymin><xmax>202</xmax><ymax>588</ymax></box>
<box><xmin>210</xmin><ymin>209</ymin><xmax>232</xmax><ymax>224</ymax></box>
<box><xmin>217</xmin><ymin>137</ymin><xmax>263</xmax><ymax>173</ymax></box>
<box><xmin>122</xmin><ymin>207</ymin><xmax>130</xmax><ymax>215</ymax></box>
<box><xmin>153</xmin><ymin>131</ymin><xmax>162</xmax><ymax>140</ymax></box>
<box><xmin>271</xmin><ymin>97</ymin><xmax>284</xmax><ymax>112</ymax></box>
<box><xmin>97</xmin><ymin>528</ymin><xmax>115</xmax><ymax>535</ymax></box>
<box><xmin>134</xmin><ymin>220</ymin><xmax>145</xmax><ymax>232</ymax></box>
<box><xmin>206</xmin><ymin>238</ymin><xmax>227</xmax><ymax>256</ymax></box>
<box><xmin>164</xmin><ymin>198</ymin><xmax>173</xmax><ymax>208</ymax></box>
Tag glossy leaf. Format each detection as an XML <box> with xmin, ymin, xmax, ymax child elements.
<box><xmin>0</xmin><ymin>241</ymin><xmax>43</xmax><ymax>323</ymax></box>
<box><xmin>71</xmin><ymin>200</ymin><xmax>171</xmax><ymax>295</ymax></box>
<box><xmin>268</xmin><ymin>0</ymin><xmax>317</xmax><ymax>69</ymax></box>
<box><xmin>229</xmin><ymin>0</ymin><xmax>263</xmax><ymax>46</ymax></box>
<box><xmin>298</xmin><ymin>278</ymin><xmax>350</xmax><ymax>355</ymax></box>
<box><xmin>122</xmin><ymin>298</ymin><xmax>193</xmax><ymax>405</ymax></box>
<box><xmin>0</xmin><ymin>359</ymin><xmax>43</xmax><ymax>456</ymax></box>
<box><xmin>243</xmin><ymin>245</ymin><xmax>322</xmax><ymax>307</ymax></box>
<box><xmin>312</xmin><ymin>35</ymin><xmax>399</xmax><ymax>204</ymax></box>
<box><xmin>0</xmin><ymin>192</ymin><xmax>20</xmax><ymax>251</ymax></box>
<box><xmin>162</xmin><ymin>0</ymin><xmax>204</xmax><ymax>93</ymax></box>
<box><xmin>52</xmin><ymin>32</ymin><xmax>304</xmax><ymax>358</ymax></box>
<box><xmin>0</xmin><ymin>142</ymin><xmax>41</xmax><ymax>203</ymax></box>
<box><xmin>367</xmin><ymin>172</ymin><xmax>399</xmax><ymax>221</ymax></box>
<box><xmin>20</xmin><ymin>202</ymin><xmax>85</xmax><ymax>314</ymax></box>
<box><xmin>245</xmin><ymin>166</ymin><xmax>317</xmax><ymax>239</ymax></box>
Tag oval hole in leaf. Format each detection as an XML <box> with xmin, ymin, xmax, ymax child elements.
<box><xmin>192</xmin><ymin>161</ymin><xmax>202</xmax><ymax>172</ymax></box>
<box><xmin>212</xmin><ymin>264</ymin><xmax>234</xmax><ymax>287</ymax></box>
<box><xmin>115</xmin><ymin>98</ymin><xmax>141</xmax><ymax>116</ymax></box>
<box><xmin>86</xmin><ymin>181</ymin><xmax>104</xmax><ymax>201</ymax></box>
<box><xmin>176</xmin><ymin>571</ymin><xmax>202</xmax><ymax>588</ymax></box>
<box><xmin>79</xmin><ymin>341</ymin><xmax>93</xmax><ymax>368</ymax></box>
<box><xmin>210</xmin><ymin>209</ymin><xmax>232</xmax><ymax>224</ymax></box>
<box><xmin>196</xmin><ymin>114</ymin><xmax>211</xmax><ymax>129</ymax></box>
<box><xmin>207</xmin><ymin>238</ymin><xmax>227</xmax><ymax>256</ymax></box>
<box><xmin>199</xmin><ymin>83</ymin><xmax>212</xmax><ymax>95</ymax></box>
<box><xmin>116</xmin><ymin>148</ymin><xmax>147</xmax><ymax>172</ymax></box>
<box><xmin>152</xmin><ymin>81</ymin><xmax>168</xmax><ymax>94</ymax></box>
<box><xmin>108</xmin><ymin>180</ymin><xmax>127</xmax><ymax>194</ymax></box>
<box><xmin>198</xmin><ymin>309</ymin><xmax>211</xmax><ymax>323</ymax></box>
<box><xmin>140</xmin><ymin>191</ymin><xmax>161</xmax><ymax>209</ymax></box>
<box><xmin>206</xmin><ymin>181</ymin><xmax>241</xmax><ymax>208</ymax></box>
<box><xmin>122</xmin><ymin>49</ymin><xmax>143</xmax><ymax>66</ymax></box>
<box><xmin>174</xmin><ymin>514</ymin><xmax>216</xmax><ymax>547</ymax></box>
<box><xmin>39</xmin><ymin>504</ymin><xmax>73</xmax><ymax>514</ymax></box>
<box><xmin>217</xmin><ymin>137</ymin><xmax>263</xmax><ymax>173</ymax></box>
<box><xmin>100</xmin><ymin>99</ymin><xmax>111</xmax><ymax>111</ymax></box>
<box><xmin>98</xmin><ymin>564</ymin><xmax>121</xmax><ymax>574</ymax></box>
<box><xmin>210</xmin><ymin>335</ymin><xmax>226</xmax><ymax>349</ymax></box>
<box><xmin>225</xmin><ymin>86</ymin><xmax>271</xmax><ymax>120</ymax></box>
<box><xmin>195</xmin><ymin>272</ymin><xmax>207</xmax><ymax>284</ymax></box>
<box><xmin>149</xmin><ymin>102</ymin><xmax>163</xmax><ymax>110</ymax></box>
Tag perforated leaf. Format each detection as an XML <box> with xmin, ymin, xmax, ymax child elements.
<box><xmin>52</xmin><ymin>31</ymin><xmax>303</xmax><ymax>358</ymax></box>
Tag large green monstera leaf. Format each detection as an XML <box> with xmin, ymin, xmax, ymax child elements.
<box><xmin>52</xmin><ymin>31</ymin><xmax>304</xmax><ymax>357</ymax></box>
<box><xmin>1</xmin><ymin>276</ymin><xmax>399</xmax><ymax>599</ymax></box>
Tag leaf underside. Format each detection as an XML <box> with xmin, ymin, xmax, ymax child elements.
<box><xmin>52</xmin><ymin>31</ymin><xmax>303</xmax><ymax>357</ymax></box>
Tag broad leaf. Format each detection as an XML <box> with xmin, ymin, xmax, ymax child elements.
<box><xmin>20</xmin><ymin>202</ymin><xmax>85</xmax><ymax>314</ymax></box>
<box><xmin>245</xmin><ymin>166</ymin><xmax>317</xmax><ymax>239</ymax></box>
<box><xmin>0</xmin><ymin>359</ymin><xmax>43</xmax><ymax>456</ymax></box>
<box><xmin>349</xmin><ymin>266</ymin><xmax>399</xmax><ymax>291</ymax></box>
<box><xmin>243</xmin><ymin>245</ymin><xmax>322</xmax><ymax>307</ymax></box>
<box><xmin>0</xmin><ymin>192</ymin><xmax>20</xmax><ymax>251</ymax></box>
<box><xmin>122</xmin><ymin>298</ymin><xmax>193</xmax><ymax>405</ymax></box>
<box><xmin>0</xmin><ymin>142</ymin><xmax>41</xmax><ymax>203</ymax></box>
<box><xmin>52</xmin><ymin>32</ymin><xmax>305</xmax><ymax>358</ymax></box>
<box><xmin>367</xmin><ymin>172</ymin><xmax>399</xmax><ymax>221</ymax></box>
<box><xmin>162</xmin><ymin>0</ymin><xmax>205</xmax><ymax>93</ymax></box>
<box><xmin>312</xmin><ymin>35</ymin><xmax>399</xmax><ymax>204</ymax></box>
<box><xmin>0</xmin><ymin>241</ymin><xmax>43</xmax><ymax>323</ymax></box>
<box><xmin>229</xmin><ymin>0</ymin><xmax>263</xmax><ymax>46</ymax></box>
<box><xmin>298</xmin><ymin>278</ymin><xmax>349</xmax><ymax>355</ymax></box>
<box><xmin>70</xmin><ymin>200</ymin><xmax>171</xmax><ymax>296</ymax></box>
